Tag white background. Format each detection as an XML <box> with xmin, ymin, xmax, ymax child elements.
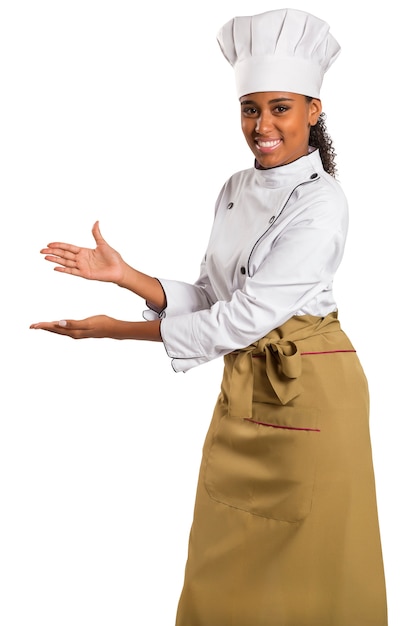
<box><xmin>0</xmin><ymin>1</ymin><xmax>415</xmax><ymax>624</ymax></box>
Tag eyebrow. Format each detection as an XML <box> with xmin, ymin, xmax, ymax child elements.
<box><xmin>240</xmin><ymin>97</ymin><xmax>295</xmax><ymax>105</ymax></box>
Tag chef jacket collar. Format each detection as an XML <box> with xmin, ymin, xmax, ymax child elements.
<box><xmin>254</xmin><ymin>147</ymin><xmax>323</xmax><ymax>189</ymax></box>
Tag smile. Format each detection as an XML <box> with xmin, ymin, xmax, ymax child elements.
<box><xmin>256</xmin><ymin>138</ymin><xmax>282</xmax><ymax>152</ymax></box>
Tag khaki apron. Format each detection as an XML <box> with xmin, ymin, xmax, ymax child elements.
<box><xmin>176</xmin><ymin>313</ymin><xmax>387</xmax><ymax>626</ymax></box>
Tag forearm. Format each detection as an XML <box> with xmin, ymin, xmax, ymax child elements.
<box><xmin>109</xmin><ymin>318</ymin><xmax>162</xmax><ymax>341</ymax></box>
<box><xmin>118</xmin><ymin>264</ymin><xmax>166</xmax><ymax>311</ymax></box>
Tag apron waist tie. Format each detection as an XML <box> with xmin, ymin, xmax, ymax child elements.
<box><xmin>227</xmin><ymin>312</ymin><xmax>341</xmax><ymax>418</ymax></box>
<box><xmin>229</xmin><ymin>339</ymin><xmax>302</xmax><ymax>417</ymax></box>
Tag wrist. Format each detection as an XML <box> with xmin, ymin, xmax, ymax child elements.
<box><xmin>115</xmin><ymin>262</ymin><xmax>135</xmax><ymax>289</ymax></box>
<box><xmin>116</xmin><ymin>267</ymin><xmax>166</xmax><ymax>310</ymax></box>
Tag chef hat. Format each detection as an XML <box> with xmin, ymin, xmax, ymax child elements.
<box><xmin>217</xmin><ymin>8</ymin><xmax>340</xmax><ymax>99</ymax></box>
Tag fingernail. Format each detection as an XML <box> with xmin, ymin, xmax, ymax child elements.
<box><xmin>58</xmin><ymin>320</ymin><xmax>67</xmax><ymax>327</ymax></box>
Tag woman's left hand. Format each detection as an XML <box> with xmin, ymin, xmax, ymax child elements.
<box><xmin>30</xmin><ymin>315</ymin><xmax>115</xmax><ymax>339</ymax></box>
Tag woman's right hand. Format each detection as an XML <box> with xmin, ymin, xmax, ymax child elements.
<box><xmin>40</xmin><ymin>221</ymin><xmax>126</xmax><ymax>283</ymax></box>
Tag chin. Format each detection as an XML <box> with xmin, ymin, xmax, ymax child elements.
<box><xmin>257</xmin><ymin>156</ymin><xmax>285</xmax><ymax>169</ymax></box>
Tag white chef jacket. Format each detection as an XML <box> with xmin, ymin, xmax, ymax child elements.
<box><xmin>144</xmin><ymin>149</ymin><xmax>348</xmax><ymax>373</ymax></box>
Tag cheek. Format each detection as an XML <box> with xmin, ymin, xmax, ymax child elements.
<box><xmin>295</xmin><ymin>115</ymin><xmax>312</xmax><ymax>138</ymax></box>
<box><xmin>241</xmin><ymin>120</ymin><xmax>254</xmax><ymax>139</ymax></box>
<box><xmin>288</xmin><ymin>122</ymin><xmax>308</xmax><ymax>139</ymax></box>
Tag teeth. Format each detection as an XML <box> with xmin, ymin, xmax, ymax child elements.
<box><xmin>258</xmin><ymin>139</ymin><xmax>280</xmax><ymax>148</ymax></box>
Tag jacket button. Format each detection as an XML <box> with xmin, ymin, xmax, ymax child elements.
<box><xmin>310</xmin><ymin>173</ymin><xmax>318</xmax><ymax>179</ymax></box>
<box><xmin>227</xmin><ymin>202</ymin><xmax>234</xmax><ymax>210</ymax></box>
<box><xmin>269</xmin><ymin>215</ymin><xmax>275</xmax><ymax>224</ymax></box>
<box><xmin>240</xmin><ymin>266</ymin><xmax>246</xmax><ymax>275</ymax></box>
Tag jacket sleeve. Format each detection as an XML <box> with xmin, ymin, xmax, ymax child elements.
<box><xmin>142</xmin><ymin>257</ymin><xmax>218</xmax><ymax>321</ymax></box>
<box><xmin>159</xmin><ymin>190</ymin><xmax>348</xmax><ymax>372</ymax></box>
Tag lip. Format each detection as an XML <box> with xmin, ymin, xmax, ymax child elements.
<box><xmin>255</xmin><ymin>137</ymin><xmax>283</xmax><ymax>153</ymax></box>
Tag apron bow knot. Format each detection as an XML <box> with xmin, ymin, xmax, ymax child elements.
<box><xmin>229</xmin><ymin>337</ymin><xmax>303</xmax><ymax>417</ymax></box>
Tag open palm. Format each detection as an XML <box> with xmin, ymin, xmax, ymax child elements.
<box><xmin>41</xmin><ymin>221</ymin><xmax>126</xmax><ymax>283</ymax></box>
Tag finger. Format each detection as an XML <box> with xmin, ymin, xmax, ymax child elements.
<box><xmin>42</xmin><ymin>256</ymin><xmax>80</xmax><ymax>275</ymax></box>
<box><xmin>92</xmin><ymin>220</ymin><xmax>106</xmax><ymax>245</ymax></box>
<box><xmin>42</xmin><ymin>242</ymin><xmax>81</xmax><ymax>254</ymax></box>
<box><xmin>30</xmin><ymin>320</ymin><xmax>73</xmax><ymax>335</ymax></box>
<box><xmin>42</xmin><ymin>252</ymin><xmax>78</xmax><ymax>267</ymax></box>
<box><xmin>29</xmin><ymin>319</ymin><xmax>88</xmax><ymax>337</ymax></box>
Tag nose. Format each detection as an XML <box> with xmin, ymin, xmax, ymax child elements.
<box><xmin>255</xmin><ymin>110</ymin><xmax>275</xmax><ymax>134</ymax></box>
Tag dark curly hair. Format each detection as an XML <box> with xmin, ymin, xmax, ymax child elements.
<box><xmin>306</xmin><ymin>97</ymin><xmax>337</xmax><ymax>178</ymax></box>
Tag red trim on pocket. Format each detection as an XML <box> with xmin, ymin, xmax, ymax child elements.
<box><xmin>244</xmin><ymin>418</ymin><xmax>320</xmax><ymax>432</ymax></box>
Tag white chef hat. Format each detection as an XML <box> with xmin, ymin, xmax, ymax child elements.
<box><xmin>217</xmin><ymin>8</ymin><xmax>341</xmax><ymax>99</ymax></box>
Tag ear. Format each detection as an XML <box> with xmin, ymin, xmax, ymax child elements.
<box><xmin>308</xmin><ymin>98</ymin><xmax>322</xmax><ymax>126</ymax></box>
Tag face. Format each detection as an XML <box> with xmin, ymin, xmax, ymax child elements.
<box><xmin>240</xmin><ymin>92</ymin><xmax>322</xmax><ymax>169</ymax></box>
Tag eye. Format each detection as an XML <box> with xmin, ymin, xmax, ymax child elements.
<box><xmin>241</xmin><ymin>106</ymin><xmax>258</xmax><ymax>117</ymax></box>
<box><xmin>273</xmin><ymin>105</ymin><xmax>289</xmax><ymax>114</ymax></box>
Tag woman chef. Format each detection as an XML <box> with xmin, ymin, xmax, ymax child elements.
<box><xmin>31</xmin><ymin>8</ymin><xmax>388</xmax><ymax>626</ymax></box>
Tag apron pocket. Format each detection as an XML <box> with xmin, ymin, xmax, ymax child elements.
<box><xmin>204</xmin><ymin>406</ymin><xmax>320</xmax><ymax>522</ymax></box>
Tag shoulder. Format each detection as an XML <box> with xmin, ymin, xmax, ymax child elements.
<box><xmin>214</xmin><ymin>167</ymin><xmax>255</xmax><ymax>211</ymax></box>
<box><xmin>295</xmin><ymin>166</ymin><xmax>348</xmax><ymax>217</ymax></box>
<box><xmin>286</xmin><ymin>164</ymin><xmax>349</xmax><ymax>235</ymax></box>
<box><xmin>223</xmin><ymin>166</ymin><xmax>255</xmax><ymax>189</ymax></box>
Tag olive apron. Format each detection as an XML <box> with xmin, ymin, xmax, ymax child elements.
<box><xmin>175</xmin><ymin>313</ymin><xmax>387</xmax><ymax>626</ymax></box>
